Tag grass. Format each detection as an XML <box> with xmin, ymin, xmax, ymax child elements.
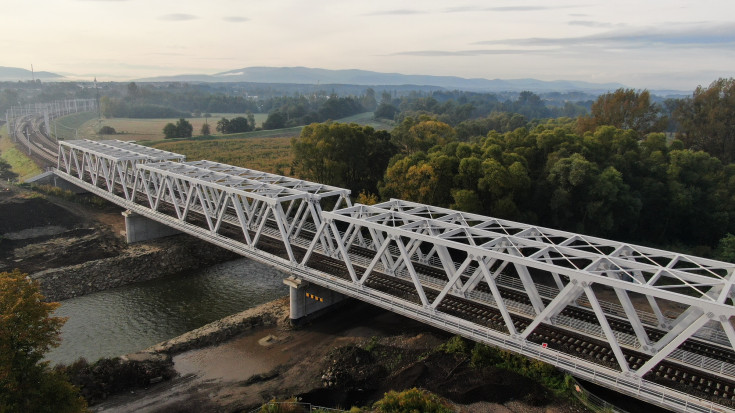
<box><xmin>150</xmin><ymin>137</ymin><xmax>294</xmax><ymax>174</ymax></box>
<box><xmin>71</xmin><ymin>111</ymin><xmax>389</xmax><ymax>143</ymax></box>
<box><xmin>337</xmin><ymin>112</ymin><xmax>394</xmax><ymax>130</ymax></box>
<box><xmin>52</xmin><ymin>112</ymin><xmax>99</xmax><ymax>140</ymax></box>
<box><xmin>0</xmin><ymin>125</ymin><xmax>43</xmax><ymax>181</ymax></box>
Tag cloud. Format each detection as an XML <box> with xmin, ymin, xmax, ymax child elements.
<box><xmin>568</xmin><ymin>20</ymin><xmax>624</xmax><ymax>28</ymax></box>
<box><xmin>223</xmin><ymin>16</ymin><xmax>250</xmax><ymax>23</ymax></box>
<box><xmin>363</xmin><ymin>9</ymin><xmax>425</xmax><ymax>16</ymax></box>
<box><xmin>476</xmin><ymin>23</ymin><xmax>735</xmax><ymax>49</ymax></box>
<box><xmin>443</xmin><ymin>5</ymin><xmax>575</xmax><ymax>13</ymax></box>
<box><xmin>159</xmin><ymin>13</ymin><xmax>198</xmax><ymax>21</ymax></box>
<box><xmin>389</xmin><ymin>49</ymin><xmax>541</xmax><ymax>57</ymax></box>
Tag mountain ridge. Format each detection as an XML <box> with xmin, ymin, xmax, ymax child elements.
<box><xmin>0</xmin><ymin>66</ymin><xmax>63</xmax><ymax>81</ymax></box>
<box><xmin>134</xmin><ymin>66</ymin><xmax>628</xmax><ymax>93</ymax></box>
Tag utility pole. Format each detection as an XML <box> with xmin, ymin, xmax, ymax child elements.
<box><xmin>94</xmin><ymin>77</ymin><xmax>101</xmax><ymax>119</ymax></box>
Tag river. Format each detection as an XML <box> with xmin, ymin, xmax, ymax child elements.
<box><xmin>46</xmin><ymin>258</ymin><xmax>288</xmax><ymax>365</ymax></box>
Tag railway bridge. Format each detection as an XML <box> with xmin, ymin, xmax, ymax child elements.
<box><xmin>50</xmin><ymin>138</ymin><xmax>735</xmax><ymax>413</ymax></box>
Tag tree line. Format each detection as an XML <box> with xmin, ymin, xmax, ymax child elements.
<box><xmin>291</xmin><ymin>79</ymin><xmax>735</xmax><ymax>258</ymax></box>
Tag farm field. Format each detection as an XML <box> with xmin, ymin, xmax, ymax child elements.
<box><xmin>67</xmin><ymin>111</ymin><xmax>388</xmax><ymax>142</ymax></box>
<box><xmin>150</xmin><ymin>136</ymin><xmax>293</xmax><ymax>174</ymax></box>
<box><xmin>70</xmin><ymin>113</ymin><xmax>267</xmax><ymax>142</ymax></box>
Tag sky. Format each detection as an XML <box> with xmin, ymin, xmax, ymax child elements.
<box><xmin>3</xmin><ymin>0</ymin><xmax>734</xmax><ymax>91</ymax></box>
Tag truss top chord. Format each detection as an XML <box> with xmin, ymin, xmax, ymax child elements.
<box><xmin>326</xmin><ymin>201</ymin><xmax>735</xmax><ymax>312</ymax></box>
<box><xmin>137</xmin><ymin>161</ymin><xmax>315</xmax><ymax>203</ymax></box>
<box><xmin>94</xmin><ymin>140</ymin><xmax>186</xmax><ymax>161</ymax></box>
<box><xmin>60</xmin><ymin>139</ymin><xmax>185</xmax><ymax>162</ymax></box>
<box><xmin>188</xmin><ymin>160</ymin><xmax>351</xmax><ymax>199</ymax></box>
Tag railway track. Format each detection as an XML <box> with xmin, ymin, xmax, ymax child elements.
<box><xmin>13</xmin><ymin>114</ymin><xmax>57</xmax><ymax>165</ymax></box>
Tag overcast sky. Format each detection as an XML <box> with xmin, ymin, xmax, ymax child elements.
<box><xmin>4</xmin><ymin>0</ymin><xmax>734</xmax><ymax>90</ymax></box>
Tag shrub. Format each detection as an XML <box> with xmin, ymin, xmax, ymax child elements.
<box><xmin>438</xmin><ymin>335</ymin><xmax>470</xmax><ymax>355</ymax></box>
<box><xmin>374</xmin><ymin>388</ymin><xmax>452</xmax><ymax>413</ymax></box>
<box><xmin>98</xmin><ymin>126</ymin><xmax>116</xmax><ymax>135</ymax></box>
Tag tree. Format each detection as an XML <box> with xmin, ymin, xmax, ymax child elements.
<box><xmin>126</xmin><ymin>82</ymin><xmax>139</xmax><ymax>100</ymax></box>
<box><xmin>0</xmin><ymin>158</ymin><xmax>18</xmax><ymax>181</ymax></box>
<box><xmin>200</xmin><ymin>122</ymin><xmax>211</xmax><ymax>136</ymax></box>
<box><xmin>246</xmin><ymin>111</ymin><xmax>256</xmax><ymax>130</ymax></box>
<box><xmin>228</xmin><ymin>116</ymin><xmax>251</xmax><ymax>133</ymax></box>
<box><xmin>374</xmin><ymin>102</ymin><xmax>399</xmax><ymax>120</ymax></box>
<box><xmin>292</xmin><ymin>122</ymin><xmax>396</xmax><ymax>195</ymax></box>
<box><xmin>0</xmin><ymin>270</ymin><xmax>87</xmax><ymax>412</ymax></box>
<box><xmin>216</xmin><ymin>117</ymin><xmax>230</xmax><ymax>134</ymax></box>
<box><xmin>362</xmin><ymin>88</ymin><xmax>377</xmax><ymax>111</ymax></box>
<box><xmin>263</xmin><ymin>111</ymin><xmax>287</xmax><ymax>129</ymax></box>
<box><xmin>162</xmin><ymin>123</ymin><xmax>177</xmax><ymax>139</ymax></box>
<box><xmin>97</xmin><ymin>126</ymin><xmax>116</xmax><ymax>135</ymax></box>
<box><xmin>577</xmin><ymin>88</ymin><xmax>666</xmax><ymax>136</ymax></box>
<box><xmin>675</xmin><ymin>78</ymin><xmax>735</xmax><ymax>164</ymax></box>
<box><xmin>175</xmin><ymin>118</ymin><xmax>193</xmax><ymax>138</ymax></box>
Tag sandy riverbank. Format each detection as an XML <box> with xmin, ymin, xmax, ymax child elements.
<box><xmin>92</xmin><ymin>298</ymin><xmax>590</xmax><ymax>413</ymax></box>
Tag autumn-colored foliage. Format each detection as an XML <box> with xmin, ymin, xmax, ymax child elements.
<box><xmin>0</xmin><ymin>269</ymin><xmax>86</xmax><ymax>412</ymax></box>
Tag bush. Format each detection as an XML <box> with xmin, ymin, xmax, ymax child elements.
<box><xmin>98</xmin><ymin>126</ymin><xmax>116</xmax><ymax>135</ymax></box>
<box><xmin>374</xmin><ymin>388</ymin><xmax>452</xmax><ymax>413</ymax></box>
<box><xmin>55</xmin><ymin>355</ymin><xmax>175</xmax><ymax>405</ymax></box>
<box><xmin>438</xmin><ymin>335</ymin><xmax>470</xmax><ymax>355</ymax></box>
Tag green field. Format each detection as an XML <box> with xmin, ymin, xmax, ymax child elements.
<box><xmin>337</xmin><ymin>112</ymin><xmax>394</xmax><ymax>130</ymax></box>
<box><xmin>151</xmin><ymin>137</ymin><xmax>293</xmax><ymax>174</ymax></box>
<box><xmin>0</xmin><ymin>125</ymin><xmax>43</xmax><ymax>181</ymax></box>
<box><xmin>52</xmin><ymin>112</ymin><xmax>99</xmax><ymax>141</ymax></box>
<box><xmin>67</xmin><ymin>111</ymin><xmax>388</xmax><ymax>142</ymax></box>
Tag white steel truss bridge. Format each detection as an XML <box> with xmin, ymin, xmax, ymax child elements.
<box><xmin>54</xmin><ymin>139</ymin><xmax>735</xmax><ymax>413</ymax></box>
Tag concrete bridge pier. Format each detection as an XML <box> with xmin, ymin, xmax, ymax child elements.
<box><xmin>122</xmin><ymin>210</ymin><xmax>181</xmax><ymax>243</ymax></box>
<box><xmin>283</xmin><ymin>276</ymin><xmax>348</xmax><ymax>325</ymax></box>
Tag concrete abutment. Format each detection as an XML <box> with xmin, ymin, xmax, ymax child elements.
<box><xmin>123</xmin><ymin>210</ymin><xmax>182</xmax><ymax>243</ymax></box>
<box><xmin>283</xmin><ymin>276</ymin><xmax>348</xmax><ymax>324</ymax></box>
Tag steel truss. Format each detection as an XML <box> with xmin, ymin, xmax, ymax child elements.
<box><xmin>320</xmin><ymin>199</ymin><xmax>735</xmax><ymax>377</ymax></box>
<box><xmin>53</xmin><ymin>140</ymin><xmax>735</xmax><ymax>412</ymax></box>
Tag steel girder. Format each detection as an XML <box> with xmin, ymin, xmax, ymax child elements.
<box><xmin>322</xmin><ymin>199</ymin><xmax>735</xmax><ymax>379</ymax></box>
<box><xmin>187</xmin><ymin>160</ymin><xmax>352</xmax><ymax>210</ymax></box>
<box><xmin>57</xmin><ymin>140</ymin><xmax>186</xmax><ymax>199</ymax></box>
<box><xmin>133</xmin><ymin>161</ymin><xmax>327</xmax><ymax>263</ymax></box>
<box><xmin>52</xmin><ymin>141</ymin><xmax>735</xmax><ymax>411</ymax></box>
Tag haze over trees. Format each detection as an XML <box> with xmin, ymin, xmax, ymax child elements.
<box><xmin>674</xmin><ymin>78</ymin><xmax>735</xmax><ymax>164</ymax></box>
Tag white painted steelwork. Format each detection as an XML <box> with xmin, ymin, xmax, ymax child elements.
<box><xmin>322</xmin><ymin>199</ymin><xmax>735</xmax><ymax>377</ymax></box>
<box><xmin>53</xmin><ymin>140</ymin><xmax>735</xmax><ymax>413</ymax></box>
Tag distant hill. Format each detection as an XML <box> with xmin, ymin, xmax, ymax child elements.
<box><xmin>135</xmin><ymin>66</ymin><xmax>626</xmax><ymax>93</ymax></box>
<box><xmin>0</xmin><ymin>66</ymin><xmax>63</xmax><ymax>81</ymax></box>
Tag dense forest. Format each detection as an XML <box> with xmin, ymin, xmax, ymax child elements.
<box><xmin>291</xmin><ymin>79</ymin><xmax>735</xmax><ymax>260</ymax></box>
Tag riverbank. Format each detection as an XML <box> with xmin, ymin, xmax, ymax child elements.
<box><xmin>0</xmin><ymin>182</ymin><xmax>238</xmax><ymax>301</ymax></box>
<box><xmin>92</xmin><ymin>298</ymin><xmax>590</xmax><ymax>413</ymax></box>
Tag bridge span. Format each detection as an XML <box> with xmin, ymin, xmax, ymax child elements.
<box><xmin>53</xmin><ymin>138</ymin><xmax>735</xmax><ymax>412</ymax></box>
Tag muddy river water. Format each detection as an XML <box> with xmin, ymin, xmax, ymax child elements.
<box><xmin>46</xmin><ymin>258</ymin><xmax>288</xmax><ymax>365</ymax></box>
